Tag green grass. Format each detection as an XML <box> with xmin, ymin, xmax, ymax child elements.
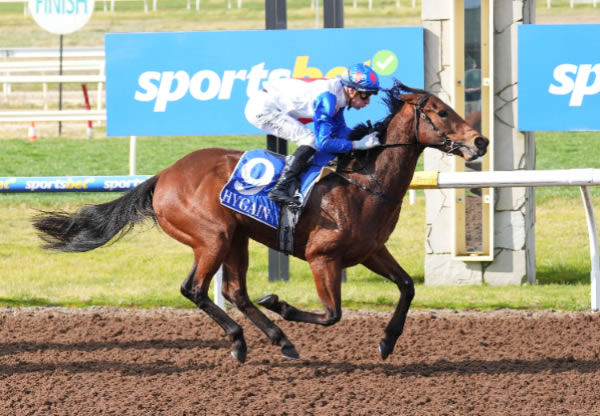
<box><xmin>0</xmin><ymin>194</ymin><xmax>593</xmax><ymax>311</ymax></box>
<box><xmin>1</xmin><ymin>135</ymin><xmax>265</xmax><ymax>175</ymax></box>
<box><xmin>535</xmin><ymin>131</ymin><xmax>600</xmax><ymax>201</ymax></box>
<box><xmin>0</xmin><ymin>0</ymin><xmax>423</xmax><ymax>48</ymax></box>
<box><xmin>0</xmin><ymin>135</ymin><xmax>266</xmax><ymax>205</ymax></box>
<box><xmin>1</xmin><ymin>131</ymin><xmax>599</xmax><ymax>311</ymax></box>
<box><xmin>1</xmin><ymin>0</ymin><xmax>599</xmax><ymax>311</ymax></box>
<box><xmin>0</xmin><ymin>1</ymin><xmax>597</xmax><ymax>48</ymax></box>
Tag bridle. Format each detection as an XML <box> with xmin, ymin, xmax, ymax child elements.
<box><xmin>379</xmin><ymin>92</ymin><xmax>464</xmax><ymax>154</ymax></box>
<box><xmin>334</xmin><ymin>91</ymin><xmax>465</xmax><ymax>205</ymax></box>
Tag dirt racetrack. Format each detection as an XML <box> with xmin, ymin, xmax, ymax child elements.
<box><xmin>1</xmin><ymin>307</ymin><xmax>600</xmax><ymax>415</ymax></box>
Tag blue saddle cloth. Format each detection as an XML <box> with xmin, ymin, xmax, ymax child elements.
<box><xmin>220</xmin><ymin>149</ymin><xmax>323</xmax><ymax>229</ymax></box>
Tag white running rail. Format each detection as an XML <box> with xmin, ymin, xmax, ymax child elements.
<box><xmin>411</xmin><ymin>169</ymin><xmax>600</xmax><ymax>311</ymax></box>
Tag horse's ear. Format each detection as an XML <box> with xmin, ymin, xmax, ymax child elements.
<box><xmin>391</xmin><ymin>80</ymin><xmax>426</xmax><ymax>96</ymax></box>
<box><xmin>391</xmin><ymin>79</ymin><xmax>409</xmax><ymax>93</ymax></box>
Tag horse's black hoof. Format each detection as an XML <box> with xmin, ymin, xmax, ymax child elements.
<box><xmin>231</xmin><ymin>341</ymin><xmax>247</xmax><ymax>364</ymax></box>
<box><xmin>378</xmin><ymin>339</ymin><xmax>392</xmax><ymax>360</ymax></box>
<box><xmin>257</xmin><ymin>294</ymin><xmax>278</xmax><ymax>308</ymax></box>
<box><xmin>282</xmin><ymin>345</ymin><xmax>300</xmax><ymax>360</ymax></box>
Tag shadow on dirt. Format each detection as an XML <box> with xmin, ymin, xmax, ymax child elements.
<box><xmin>263</xmin><ymin>357</ymin><xmax>600</xmax><ymax>378</ymax></box>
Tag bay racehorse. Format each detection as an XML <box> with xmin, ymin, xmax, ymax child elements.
<box><xmin>32</xmin><ymin>82</ymin><xmax>488</xmax><ymax>363</ymax></box>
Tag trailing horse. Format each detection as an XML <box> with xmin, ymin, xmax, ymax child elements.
<box><xmin>33</xmin><ymin>82</ymin><xmax>488</xmax><ymax>363</ymax></box>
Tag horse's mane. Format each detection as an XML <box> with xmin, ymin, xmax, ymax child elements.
<box><xmin>337</xmin><ymin>81</ymin><xmax>427</xmax><ymax>168</ymax></box>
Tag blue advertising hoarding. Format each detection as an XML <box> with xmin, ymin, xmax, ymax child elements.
<box><xmin>519</xmin><ymin>24</ymin><xmax>600</xmax><ymax>131</ymax></box>
<box><xmin>105</xmin><ymin>27</ymin><xmax>424</xmax><ymax>136</ymax></box>
<box><xmin>0</xmin><ymin>176</ymin><xmax>150</xmax><ymax>193</ymax></box>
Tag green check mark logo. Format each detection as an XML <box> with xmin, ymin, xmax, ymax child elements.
<box><xmin>372</xmin><ymin>50</ymin><xmax>398</xmax><ymax>75</ymax></box>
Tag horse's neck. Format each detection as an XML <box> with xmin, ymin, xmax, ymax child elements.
<box><xmin>372</xmin><ymin>107</ymin><xmax>423</xmax><ymax>199</ymax></box>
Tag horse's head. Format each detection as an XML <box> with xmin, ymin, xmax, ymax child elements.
<box><xmin>385</xmin><ymin>82</ymin><xmax>489</xmax><ymax>161</ymax></box>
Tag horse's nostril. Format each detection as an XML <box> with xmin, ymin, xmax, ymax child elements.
<box><xmin>475</xmin><ymin>136</ymin><xmax>489</xmax><ymax>150</ymax></box>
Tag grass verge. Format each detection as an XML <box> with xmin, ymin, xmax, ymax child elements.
<box><xmin>1</xmin><ymin>192</ymin><xmax>597</xmax><ymax>311</ymax></box>
<box><xmin>0</xmin><ymin>115</ymin><xmax>599</xmax><ymax>312</ymax></box>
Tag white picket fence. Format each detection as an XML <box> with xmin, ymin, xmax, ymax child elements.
<box><xmin>0</xmin><ymin>0</ymin><xmax>428</xmax><ymax>14</ymax></box>
<box><xmin>0</xmin><ymin>0</ymin><xmax>243</xmax><ymax>13</ymax></box>
<box><xmin>0</xmin><ymin>47</ymin><xmax>106</xmax><ymax>123</ymax></box>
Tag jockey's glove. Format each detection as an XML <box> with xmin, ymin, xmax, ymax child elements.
<box><xmin>353</xmin><ymin>131</ymin><xmax>381</xmax><ymax>150</ymax></box>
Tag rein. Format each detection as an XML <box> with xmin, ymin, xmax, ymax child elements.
<box><xmin>335</xmin><ymin>91</ymin><xmax>463</xmax><ymax>205</ymax></box>
<box><xmin>331</xmin><ymin>170</ymin><xmax>402</xmax><ymax>205</ymax></box>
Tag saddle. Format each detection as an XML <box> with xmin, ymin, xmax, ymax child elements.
<box><xmin>220</xmin><ymin>149</ymin><xmax>334</xmax><ymax>254</ymax></box>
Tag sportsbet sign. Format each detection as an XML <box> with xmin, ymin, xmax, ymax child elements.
<box><xmin>105</xmin><ymin>28</ymin><xmax>424</xmax><ymax>136</ymax></box>
<box><xmin>519</xmin><ymin>24</ymin><xmax>600</xmax><ymax>131</ymax></box>
<box><xmin>29</xmin><ymin>0</ymin><xmax>95</xmax><ymax>35</ymax></box>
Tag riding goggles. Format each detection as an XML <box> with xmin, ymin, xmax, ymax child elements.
<box><xmin>358</xmin><ymin>91</ymin><xmax>376</xmax><ymax>100</ymax></box>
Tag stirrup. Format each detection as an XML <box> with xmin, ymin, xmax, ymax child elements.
<box><xmin>270</xmin><ymin>195</ymin><xmax>301</xmax><ymax>208</ymax></box>
<box><xmin>268</xmin><ymin>191</ymin><xmax>301</xmax><ymax>208</ymax></box>
<box><xmin>268</xmin><ymin>188</ymin><xmax>290</xmax><ymax>201</ymax></box>
<box><xmin>284</xmin><ymin>198</ymin><xmax>302</xmax><ymax>209</ymax></box>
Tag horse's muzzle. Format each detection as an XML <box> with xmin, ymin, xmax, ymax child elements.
<box><xmin>474</xmin><ymin>136</ymin><xmax>489</xmax><ymax>156</ymax></box>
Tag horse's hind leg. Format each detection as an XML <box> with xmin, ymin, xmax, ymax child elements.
<box><xmin>181</xmin><ymin>254</ymin><xmax>248</xmax><ymax>363</ymax></box>
<box><xmin>153</xmin><ymin>169</ymin><xmax>249</xmax><ymax>362</ymax></box>
<box><xmin>221</xmin><ymin>232</ymin><xmax>300</xmax><ymax>360</ymax></box>
<box><xmin>258</xmin><ymin>255</ymin><xmax>343</xmax><ymax>326</ymax></box>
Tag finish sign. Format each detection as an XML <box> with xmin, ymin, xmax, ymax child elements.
<box><xmin>29</xmin><ymin>0</ymin><xmax>95</xmax><ymax>35</ymax></box>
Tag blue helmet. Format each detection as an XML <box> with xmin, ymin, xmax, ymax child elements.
<box><xmin>340</xmin><ymin>63</ymin><xmax>380</xmax><ymax>93</ymax></box>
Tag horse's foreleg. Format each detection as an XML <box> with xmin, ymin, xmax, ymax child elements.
<box><xmin>362</xmin><ymin>246</ymin><xmax>415</xmax><ymax>360</ymax></box>
<box><xmin>221</xmin><ymin>233</ymin><xmax>299</xmax><ymax>360</ymax></box>
<box><xmin>180</xmin><ymin>259</ymin><xmax>248</xmax><ymax>363</ymax></box>
<box><xmin>258</xmin><ymin>256</ymin><xmax>342</xmax><ymax>326</ymax></box>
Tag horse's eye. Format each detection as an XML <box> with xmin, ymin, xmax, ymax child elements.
<box><xmin>438</xmin><ymin>110</ymin><xmax>448</xmax><ymax>117</ymax></box>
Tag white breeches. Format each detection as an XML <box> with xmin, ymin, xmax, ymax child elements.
<box><xmin>244</xmin><ymin>91</ymin><xmax>316</xmax><ymax>149</ymax></box>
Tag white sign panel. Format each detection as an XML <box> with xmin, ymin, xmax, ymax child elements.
<box><xmin>29</xmin><ymin>0</ymin><xmax>95</xmax><ymax>35</ymax></box>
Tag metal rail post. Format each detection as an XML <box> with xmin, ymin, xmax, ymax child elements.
<box><xmin>580</xmin><ymin>186</ymin><xmax>600</xmax><ymax>311</ymax></box>
<box><xmin>324</xmin><ymin>0</ymin><xmax>343</xmax><ymax>27</ymax></box>
<box><xmin>265</xmin><ymin>0</ymin><xmax>290</xmax><ymax>282</ymax></box>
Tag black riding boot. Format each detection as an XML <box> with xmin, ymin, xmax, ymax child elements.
<box><xmin>268</xmin><ymin>145</ymin><xmax>315</xmax><ymax>208</ymax></box>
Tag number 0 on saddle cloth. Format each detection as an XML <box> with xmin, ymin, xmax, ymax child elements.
<box><xmin>220</xmin><ymin>149</ymin><xmax>326</xmax><ymax>229</ymax></box>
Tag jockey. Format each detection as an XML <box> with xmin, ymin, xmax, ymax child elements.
<box><xmin>244</xmin><ymin>62</ymin><xmax>382</xmax><ymax>208</ymax></box>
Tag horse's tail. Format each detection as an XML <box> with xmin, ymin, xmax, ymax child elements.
<box><xmin>32</xmin><ymin>175</ymin><xmax>160</xmax><ymax>252</ymax></box>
